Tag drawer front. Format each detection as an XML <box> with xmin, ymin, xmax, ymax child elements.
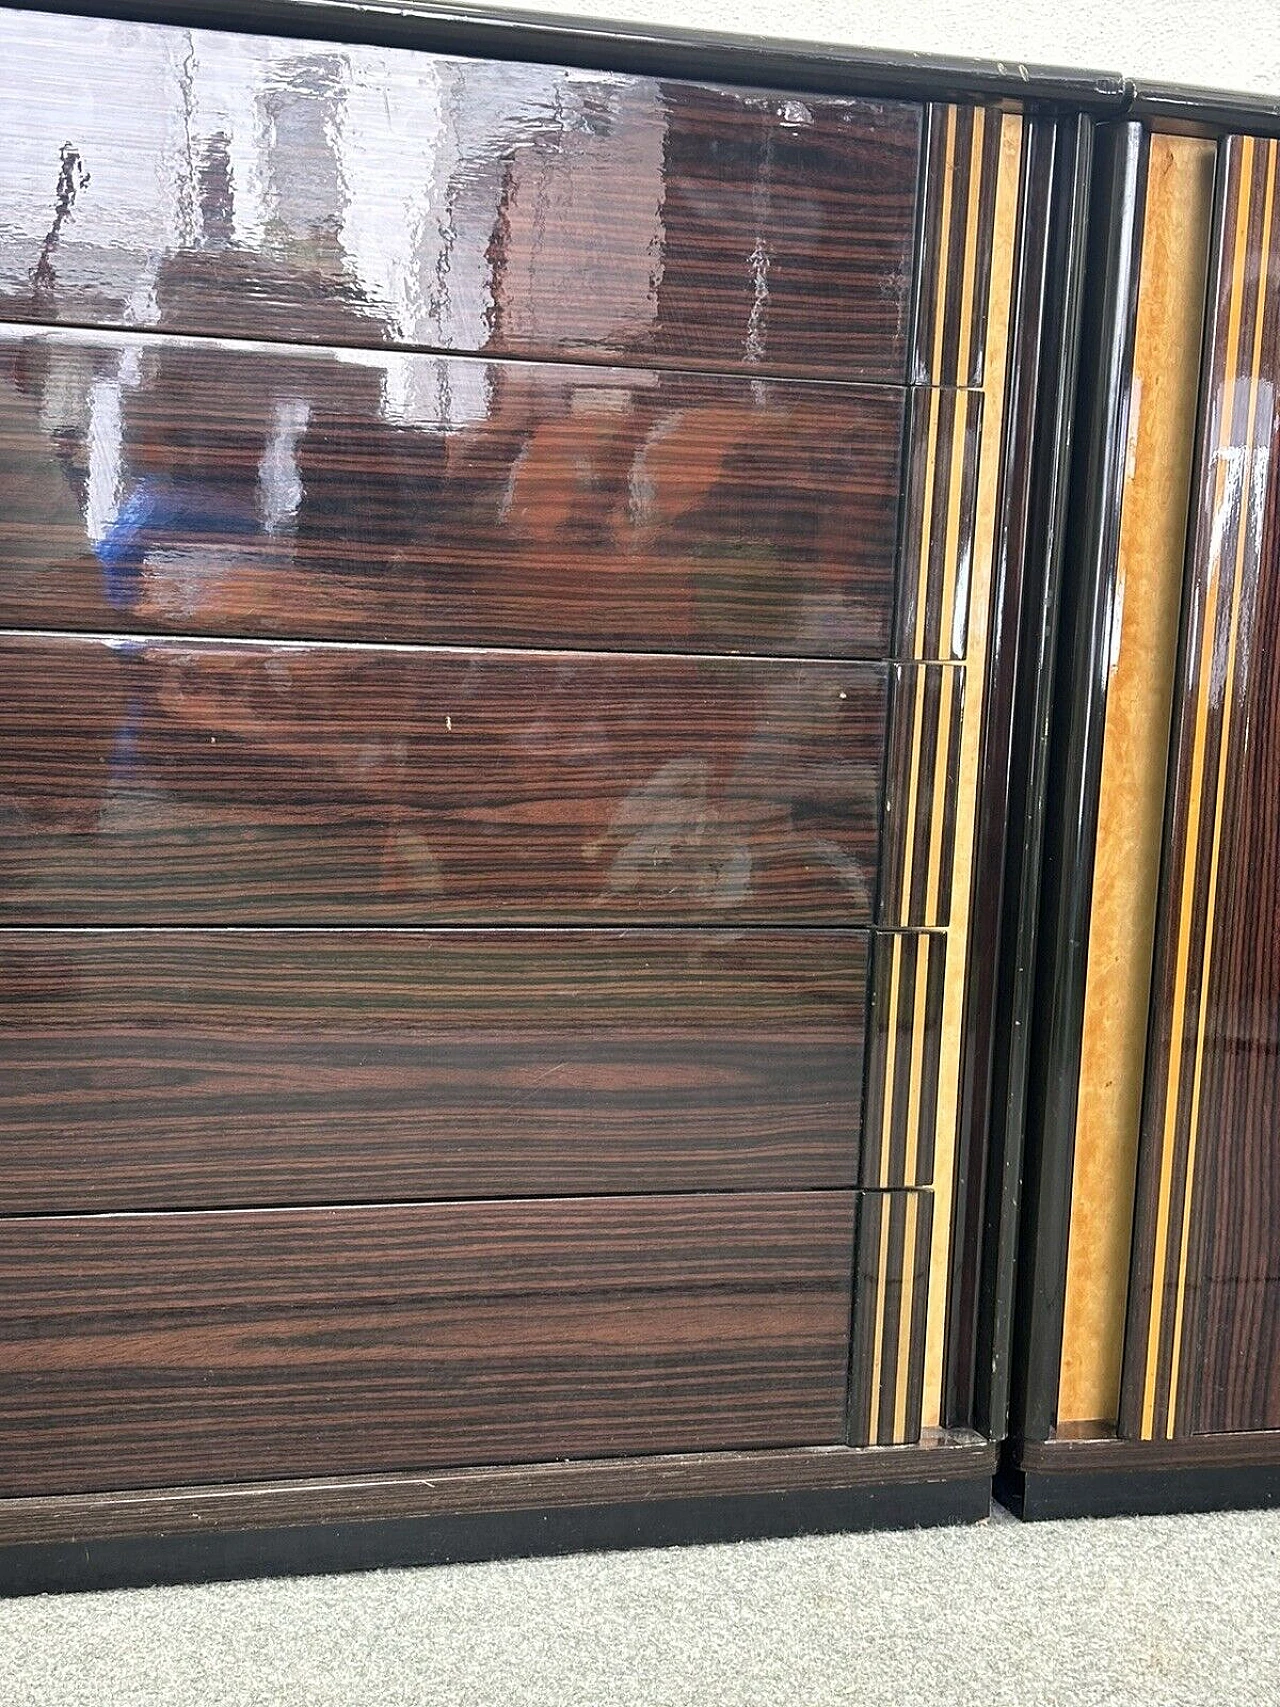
<box><xmin>0</xmin><ymin>928</ymin><xmax>867</xmax><ymax>1210</ymax></box>
<box><xmin>0</xmin><ymin>635</ymin><xmax>885</xmax><ymax>924</ymax></box>
<box><xmin>0</xmin><ymin>13</ymin><xmax>920</xmax><ymax>380</ymax></box>
<box><xmin>0</xmin><ymin>1194</ymin><xmax>856</xmax><ymax>1495</ymax></box>
<box><xmin>0</xmin><ymin>328</ymin><xmax>906</xmax><ymax>656</ymax></box>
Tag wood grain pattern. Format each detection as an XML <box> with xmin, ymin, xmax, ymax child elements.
<box><xmin>0</xmin><ymin>327</ymin><xmax>905</xmax><ymax>656</ymax></box>
<box><xmin>0</xmin><ymin>1193</ymin><xmax>856</xmax><ymax>1496</ymax></box>
<box><xmin>1123</xmin><ymin>134</ymin><xmax>1280</xmax><ymax>1439</ymax></box>
<box><xmin>0</xmin><ymin>1433</ymin><xmax>996</xmax><ymax>1546</ymax></box>
<box><xmin>848</xmin><ymin>1190</ymin><xmax>933</xmax><ymax>1446</ymax></box>
<box><xmin>860</xmin><ymin>932</ymin><xmax>947</xmax><ymax>1188</ymax></box>
<box><xmin>0</xmin><ymin>11</ymin><xmax>920</xmax><ymax>379</ymax></box>
<box><xmin>1058</xmin><ymin>134</ymin><xmax>1215</xmax><ymax>1429</ymax></box>
<box><xmin>0</xmin><ymin>633</ymin><xmax>885</xmax><ymax>924</ymax></box>
<box><xmin>0</xmin><ymin>928</ymin><xmax>866</xmax><ymax>1211</ymax></box>
<box><xmin>911</xmin><ymin>104</ymin><xmax>1003</xmax><ymax>388</ymax></box>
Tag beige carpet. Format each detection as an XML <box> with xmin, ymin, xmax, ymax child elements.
<box><xmin>1</xmin><ymin>1504</ymin><xmax>1277</xmax><ymax>1705</ymax></box>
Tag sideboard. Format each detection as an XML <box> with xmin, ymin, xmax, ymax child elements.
<box><xmin>0</xmin><ymin>0</ymin><xmax>1277</xmax><ymax>1591</ymax></box>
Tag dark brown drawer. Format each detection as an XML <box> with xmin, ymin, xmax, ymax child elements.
<box><xmin>0</xmin><ymin>13</ymin><xmax>920</xmax><ymax>380</ymax></box>
<box><xmin>0</xmin><ymin>328</ymin><xmax>906</xmax><ymax>656</ymax></box>
<box><xmin>0</xmin><ymin>928</ymin><xmax>867</xmax><ymax>1210</ymax></box>
<box><xmin>0</xmin><ymin>1194</ymin><xmax>856</xmax><ymax>1495</ymax></box>
<box><xmin>0</xmin><ymin>634</ymin><xmax>886</xmax><ymax>924</ymax></box>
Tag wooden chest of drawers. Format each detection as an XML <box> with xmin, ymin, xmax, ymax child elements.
<box><xmin>0</xmin><ymin>0</ymin><xmax>1075</xmax><ymax>1587</ymax></box>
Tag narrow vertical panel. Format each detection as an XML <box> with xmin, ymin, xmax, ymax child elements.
<box><xmin>911</xmin><ymin>104</ymin><xmax>1004</xmax><ymax>387</ymax></box>
<box><xmin>1123</xmin><ymin>135</ymin><xmax>1280</xmax><ymax>1440</ymax></box>
<box><xmin>895</xmin><ymin>388</ymin><xmax>985</xmax><ymax>660</ymax></box>
<box><xmin>1057</xmin><ymin>134</ymin><xmax>1216</xmax><ymax>1429</ymax></box>
<box><xmin>919</xmin><ymin>108</ymin><xmax>1026</xmax><ymax>1428</ymax></box>
<box><xmin>860</xmin><ymin>932</ymin><xmax>947</xmax><ymax>1188</ymax></box>
<box><xmin>849</xmin><ymin>1191</ymin><xmax>934</xmax><ymax>1447</ymax></box>
<box><xmin>878</xmin><ymin>664</ymin><xmax>966</xmax><ymax>929</ymax></box>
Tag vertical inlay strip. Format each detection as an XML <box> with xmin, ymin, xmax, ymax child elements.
<box><xmin>912</xmin><ymin>104</ymin><xmax>1002</xmax><ymax>388</ymax></box>
<box><xmin>879</xmin><ymin>664</ymin><xmax>966</xmax><ymax>930</ymax></box>
<box><xmin>849</xmin><ymin>1191</ymin><xmax>934</xmax><ymax>1446</ymax></box>
<box><xmin>861</xmin><ymin>932</ymin><xmax>947</xmax><ymax>1188</ymax></box>
<box><xmin>920</xmin><ymin>109</ymin><xmax>1025</xmax><ymax>1427</ymax></box>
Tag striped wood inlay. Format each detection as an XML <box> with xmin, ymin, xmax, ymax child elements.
<box><xmin>917</xmin><ymin>108</ymin><xmax>1024</xmax><ymax>1426</ymax></box>
<box><xmin>878</xmin><ymin>663</ymin><xmax>965</xmax><ymax>929</ymax></box>
<box><xmin>895</xmin><ymin>388</ymin><xmax>985</xmax><ymax>661</ymax></box>
<box><xmin>911</xmin><ymin>104</ymin><xmax>1004</xmax><ymax>388</ymax></box>
<box><xmin>860</xmin><ymin>933</ymin><xmax>947</xmax><ymax>1189</ymax></box>
<box><xmin>1122</xmin><ymin>134</ymin><xmax>1280</xmax><ymax>1441</ymax></box>
<box><xmin>848</xmin><ymin>1191</ymin><xmax>934</xmax><ymax>1446</ymax></box>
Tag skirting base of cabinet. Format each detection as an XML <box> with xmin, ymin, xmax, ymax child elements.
<box><xmin>997</xmin><ymin>1432</ymin><xmax>1280</xmax><ymax>1520</ymax></box>
<box><xmin>0</xmin><ymin>1434</ymin><xmax>995</xmax><ymax>1596</ymax></box>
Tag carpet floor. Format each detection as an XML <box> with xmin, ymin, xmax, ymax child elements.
<box><xmin>1</xmin><ymin>1503</ymin><xmax>1277</xmax><ymax>1705</ymax></box>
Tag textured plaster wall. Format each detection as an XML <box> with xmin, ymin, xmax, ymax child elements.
<box><xmin>488</xmin><ymin>0</ymin><xmax>1280</xmax><ymax>98</ymax></box>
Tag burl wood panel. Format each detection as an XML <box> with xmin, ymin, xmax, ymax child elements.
<box><xmin>0</xmin><ymin>928</ymin><xmax>866</xmax><ymax>1211</ymax></box>
<box><xmin>1123</xmin><ymin>135</ymin><xmax>1280</xmax><ymax>1439</ymax></box>
<box><xmin>0</xmin><ymin>11</ymin><xmax>919</xmax><ymax>379</ymax></box>
<box><xmin>0</xmin><ymin>1194</ymin><xmax>856</xmax><ymax>1495</ymax></box>
<box><xmin>1058</xmin><ymin>134</ymin><xmax>1215</xmax><ymax>1428</ymax></box>
<box><xmin>0</xmin><ymin>328</ymin><xmax>905</xmax><ymax>657</ymax></box>
<box><xmin>0</xmin><ymin>634</ymin><xmax>885</xmax><ymax>924</ymax></box>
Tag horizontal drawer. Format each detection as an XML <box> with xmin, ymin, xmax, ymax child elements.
<box><xmin>0</xmin><ymin>635</ymin><xmax>885</xmax><ymax>924</ymax></box>
<box><xmin>0</xmin><ymin>1193</ymin><xmax>856</xmax><ymax>1495</ymax></box>
<box><xmin>0</xmin><ymin>928</ymin><xmax>866</xmax><ymax>1210</ymax></box>
<box><xmin>0</xmin><ymin>14</ymin><xmax>920</xmax><ymax>380</ymax></box>
<box><xmin>0</xmin><ymin>327</ymin><xmax>905</xmax><ymax>656</ymax></box>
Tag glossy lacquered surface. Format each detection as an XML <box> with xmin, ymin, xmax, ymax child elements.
<box><xmin>0</xmin><ymin>634</ymin><xmax>885</xmax><ymax>923</ymax></box>
<box><xmin>0</xmin><ymin>1193</ymin><xmax>856</xmax><ymax>1495</ymax></box>
<box><xmin>0</xmin><ymin>928</ymin><xmax>866</xmax><ymax>1209</ymax></box>
<box><xmin>1126</xmin><ymin>134</ymin><xmax>1280</xmax><ymax>1440</ymax></box>
<box><xmin>0</xmin><ymin>328</ymin><xmax>905</xmax><ymax>656</ymax></box>
<box><xmin>0</xmin><ymin>8</ymin><xmax>920</xmax><ymax>379</ymax></box>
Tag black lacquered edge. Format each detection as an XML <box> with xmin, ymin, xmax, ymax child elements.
<box><xmin>0</xmin><ymin>1474</ymin><xmax>993</xmax><ymax>1596</ymax></box>
<box><xmin>997</xmin><ymin>1433</ymin><xmax>1280</xmax><ymax>1519</ymax></box>
<box><xmin>1005</xmin><ymin>122</ymin><xmax>1150</xmax><ymax>1447</ymax></box>
<box><xmin>1126</xmin><ymin>82</ymin><xmax>1280</xmax><ymax>141</ymax></box>
<box><xmin>0</xmin><ymin>0</ymin><xmax>1127</xmax><ymax>106</ymax></box>
<box><xmin>959</xmin><ymin>117</ymin><xmax>1095</xmax><ymax>1440</ymax></box>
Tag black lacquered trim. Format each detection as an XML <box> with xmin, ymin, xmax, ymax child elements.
<box><xmin>1006</xmin><ymin>122</ymin><xmax>1150</xmax><ymax>1447</ymax></box>
<box><xmin>961</xmin><ymin>117</ymin><xmax>1094</xmax><ymax>1440</ymax></box>
<box><xmin>0</xmin><ymin>1467</ymin><xmax>994</xmax><ymax>1595</ymax></box>
<box><xmin>1</xmin><ymin>0</ymin><xmax>1127</xmax><ymax>106</ymax></box>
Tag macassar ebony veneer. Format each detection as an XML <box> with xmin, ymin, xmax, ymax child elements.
<box><xmin>0</xmin><ymin>0</ymin><xmax>1076</xmax><ymax>1587</ymax></box>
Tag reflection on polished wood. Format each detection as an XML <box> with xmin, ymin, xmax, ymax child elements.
<box><xmin>0</xmin><ymin>328</ymin><xmax>905</xmax><ymax>656</ymax></box>
<box><xmin>0</xmin><ymin>10</ymin><xmax>919</xmax><ymax>379</ymax></box>
<box><xmin>0</xmin><ymin>928</ymin><xmax>866</xmax><ymax>1210</ymax></box>
<box><xmin>0</xmin><ymin>1193</ymin><xmax>856</xmax><ymax>1496</ymax></box>
<box><xmin>1123</xmin><ymin>134</ymin><xmax>1280</xmax><ymax>1439</ymax></box>
<box><xmin>1059</xmin><ymin>135</ymin><xmax>1215</xmax><ymax>1428</ymax></box>
<box><xmin>0</xmin><ymin>633</ymin><xmax>885</xmax><ymax>924</ymax></box>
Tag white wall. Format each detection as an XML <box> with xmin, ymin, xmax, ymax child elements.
<box><xmin>489</xmin><ymin>0</ymin><xmax>1280</xmax><ymax>100</ymax></box>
